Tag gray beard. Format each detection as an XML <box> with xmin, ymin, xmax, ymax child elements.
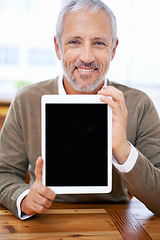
<box><xmin>62</xmin><ymin>63</ymin><xmax>105</xmax><ymax>93</ymax></box>
<box><xmin>65</xmin><ymin>73</ymin><xmax>105</xmax><ymax>92</ymax></box>
<box><xmin>61</xmin><ymin>58</ymin><xmax>109</xmax><ymax>92</ymax></box>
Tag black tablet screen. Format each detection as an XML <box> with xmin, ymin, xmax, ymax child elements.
<box><xmin>45</xmin><ymin>103</ymin><xmax>108</xmax><ymax>187</ymax></box>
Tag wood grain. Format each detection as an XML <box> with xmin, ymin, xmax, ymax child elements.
<box><xmin>0</xmin><ymin>209</ymin><xmax>122</xmax><ymax>240</ymax></box>
<box><xmin>108</xmin><ymin>209</ymin><xmax>152</xmax><ymax>240</ymax></box>
<box><xmin>0</xmin><ymin>115</ymin><xmax>5</xmax><ymax>132</ymax></box>
<box><xmin>0</xmin><ymin>182</ymin><xmax>159</xmax><ymax>239</ymax></box>
<box><xmin>0</xmin><ymin>232</ymin><xmax>122</xmax><ymax>240</ymax></box>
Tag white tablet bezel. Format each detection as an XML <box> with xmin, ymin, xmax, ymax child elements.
<box><xmin>41</xmin><ymin>94</ymin><xmax>112</xmax><ymax>194</ymax></box>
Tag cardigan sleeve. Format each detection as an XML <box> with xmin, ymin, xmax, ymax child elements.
<box><xmin>0</xmin><ymin>96</ymin><xmax>30</xmax><ymax>218</ymax></box>
<box><xmin>118</xmin><ymin>95</ymin><xmax>160</xmax><ymax>215</ymax></box>
<box><xmin>0</xmin><ymin>78</ymin><xmax>58</xmax><ymax>218</ymax></box>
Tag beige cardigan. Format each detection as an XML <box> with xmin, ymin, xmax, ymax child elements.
<box><xmin>0</xmin><ymin>77</ymin><xmax>160</xmax><ymax>218</ymax></box>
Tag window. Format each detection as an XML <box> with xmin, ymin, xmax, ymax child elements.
<box><xmin>103</xmin><ymin>0</ymin><xmax>160</xmax><ymax>86</ymax></box>
<box><xmin>28</xmin><ymin>49</ymin><xmax>55</xmax><ymax>66</ymax></box>
<box><xmin>0</xmin><ymin>0</ymin><xmax>61</xmax><ymax>99</ymax></box>
<box><xmin>0</xmin><ymin>47</ymin><xmax>19</xmax><ymax>65</ymax></box>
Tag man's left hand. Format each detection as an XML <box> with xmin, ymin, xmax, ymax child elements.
<box><xmin>98</xmin><ymin>86</ymin><xmax>131</xmax><ymax>164</ymax></box>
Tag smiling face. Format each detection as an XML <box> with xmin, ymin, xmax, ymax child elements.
<box><xmin>54</xmin><ymin>9</ymin><xmax>118</xmax><ymax>94</ymax></box>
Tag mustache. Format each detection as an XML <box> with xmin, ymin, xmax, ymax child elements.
<box><xmin>72</xmin><ymin>61</ymin><xmax>100</xmax><ymax>71</ymax></box>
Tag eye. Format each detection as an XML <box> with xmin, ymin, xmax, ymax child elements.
<box><xmin>68</xmin><ymin>40</ymin><xmax>80</xmax><ymax>45</ymax></box>
<box><xmin>95</xmin><ymin>41</ymin><xmax>105</xmax><ymax>46</ymax></box>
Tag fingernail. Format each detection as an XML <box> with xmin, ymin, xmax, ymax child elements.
<box><xmin>103</xmin><ymin>85</ymin><xmax>107</xmax><ymax>89</ymax></box>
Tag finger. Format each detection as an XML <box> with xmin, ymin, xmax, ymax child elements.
<box><xmin>98</xmin><ymin>86</ymin><xmax>124</xmax><ymax>102</ymax></box>
<box><xmin>99</xmin><ymin>87</ymin><xmax>127</xmax><ymax>114</ymax></box>
<box><xmin>99</xmin><ymin>95</ymin><xmax>116</xmax><ymax>109</ymax></box>
<box><xmin>20</xmin><ymin>192</ymin><xmax>47</xmax><ymax>216</ymax></box>
<box><xmin>36</xmin><ymin>184</ymin><xmax>56</xmax><ymax>201</ymax></box>
<box><xmin>35</xmin><ymin>156</ymin><xmax>43</xmax><ymax>183</ymax></box>
<box><xmin>30</xmin><ymin>180</ymin><xmax>56</xmax><ymax>201</ymax></box>
<box><xmin>27</xmin><ymin>201</ymin><xmax>48</xmax><ymax>215</ymax></box>
<box><xmin>33</xmin><ymin>192</ymin><xmax>53</xmax><ymax>209</ymax></box>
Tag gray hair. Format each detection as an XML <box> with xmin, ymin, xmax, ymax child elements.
<box><xmin>55</xmin><ymin>0</ymin><xmax>117</xmax><ymax>50</ymax></box>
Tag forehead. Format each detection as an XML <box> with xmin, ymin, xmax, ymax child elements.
<box><xmin>61</xmin><ymin>9</ymin><xmax>112</xmax><ymax>41</ymax></box>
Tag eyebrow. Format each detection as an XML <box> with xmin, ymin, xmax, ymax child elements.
<box><xmin>66</xmin><ymin>36</ymin><xmax>82</xmax><ymax>41</ymax></box>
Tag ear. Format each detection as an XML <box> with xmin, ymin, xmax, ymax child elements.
<box><xmin>54</xmin><ymin>36</ymin><xmax>61</xmax><ymax>60</ymax></box>
<box><xmin>110</xmin><ymin>39</ymin><xmax>119</xmax><ymax>61</ymax></box>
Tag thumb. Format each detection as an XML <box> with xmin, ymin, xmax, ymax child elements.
<box><xmin>35</xmin><ymin>156</ymin><xmax>43</xmax><ymax>183</ymax></box>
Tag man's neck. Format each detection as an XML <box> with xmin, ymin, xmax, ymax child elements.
<box><xmin>63</xmin><ymin>76</ymin><xmax>105</xmax><ymax>95</ymax></box>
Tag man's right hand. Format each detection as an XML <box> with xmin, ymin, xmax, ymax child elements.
<box><xmin>21</xmin><ymin>157</ymin><xmax>56</xmax><ymax>216</ymax></box>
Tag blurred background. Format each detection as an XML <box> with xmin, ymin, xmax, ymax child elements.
<box><xmin>0</xmin><ymin>0</ymin><xmax>160</xmax><ymax>115</ymax></box>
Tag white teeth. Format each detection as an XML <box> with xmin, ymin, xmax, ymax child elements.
<box><xmin>78</xmin><ymin>68</ymin><xmax>94</xmax><ymax>72</ymax></box>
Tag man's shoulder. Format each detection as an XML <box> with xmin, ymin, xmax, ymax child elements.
<box><xmin>108</xmin><ymin>80</ymin><xmax>150</xmax><ymax>103</ymax></box>
<box><xmin>15</xmin><ymin>77</ymin><xmax>59</xmax><ymax>102</ymax></box>
<box><xmin>108</xmin><ymin>80</ymin><xmax>156</xmax><ymax>115</ymax></box>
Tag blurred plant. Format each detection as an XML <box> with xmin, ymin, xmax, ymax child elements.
<box><xmin>15</xmin><ymin>80</ymin><xmax>32</xmax><ymax>90</ymax></box>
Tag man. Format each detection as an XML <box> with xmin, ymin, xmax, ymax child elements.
<box><xmin>0</xmin><ymin>0</ymin><xmax>160</xmax><ymax>219</ymax></box>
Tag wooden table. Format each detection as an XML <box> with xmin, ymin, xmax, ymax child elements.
<box><xmin>0</xmin><ymin>101</ymin><xmax>10</xmax><ymax>132</ymax></box>
<box><xmin>0</xmin><ymin>101</ymin><xmax>10</xmax><ymax>116</ymax></box>
<box><xmin>0</xmin><ymin>197</ymin><xmax>159</xmax><ymax>239</ymax></box>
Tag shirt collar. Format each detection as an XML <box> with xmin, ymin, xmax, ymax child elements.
<box><xmin>58</xmin><ymin>75</ymin><xmax>67</xmax><ymax>95</ymax></box>
<box><xmin>58</xmin><ymin>75</ymin><xmax>108</xmax><ymax>95</ymax></box>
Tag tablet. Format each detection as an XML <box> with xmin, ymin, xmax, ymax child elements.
<box><xmin>41</xmin><ymin>95</ymin><xmax>112</xmax><ymax>194</ymax></box>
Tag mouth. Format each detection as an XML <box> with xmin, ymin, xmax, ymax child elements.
<box><xmin>75</xmin><ymin>67</ymin><xmax>98</xmax><ymax>76</ymax></box>
<box><xmin>71</xmin><ymin>61</ymin><xmax>100</xmax><ymax>77</ymax></box>
<box><xmin>77</xmin><ymin>68</ymin><xmax>96</xmax><ymax>72</ymax></box>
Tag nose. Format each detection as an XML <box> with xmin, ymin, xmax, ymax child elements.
<box><xmin>79</xmin><ymin>43</ymin><xmax>95</xmax><ymax>64</ymax></box>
